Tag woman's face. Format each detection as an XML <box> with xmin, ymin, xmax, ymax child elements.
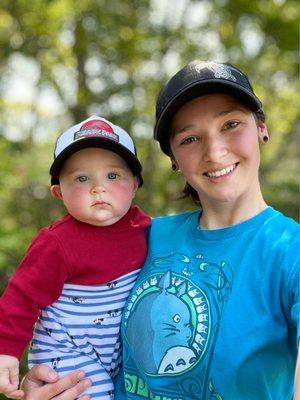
<box><xmin>169</xmin><ymin>94</ymin><xmax>268</xmax><ymax>210</ymax></box>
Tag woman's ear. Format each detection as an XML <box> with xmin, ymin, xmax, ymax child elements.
<box><xmin>50</xmin><ymin>185</ymin><xmax>63</xmax><ymax>200</ymax></box>
<box><xmin>258</xmin><ymin>122</ymin><xmax>269</xmax><ymax>144</ymax></box>
<box><xmin>170</xmin><ymin>158</ymin><xmax>179</xmax><ymax>171</ymax></box>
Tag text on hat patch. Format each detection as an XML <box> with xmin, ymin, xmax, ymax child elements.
<box><xmin>74</xmin><ymin>119</ymin><xmax>119</xmax><ymax>142</ymax></box>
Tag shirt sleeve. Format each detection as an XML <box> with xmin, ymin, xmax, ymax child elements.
<box><xmin>290</xmin><ymin>261</ymin><xmax>300</xmax><ymax>346</ymax></box>
<box><xmin>0</xmin><ymin>229</ymin><xmax>71</xmax><ymax>359</ymax></box>
<box><xmin>286</xmin><ymin>236</ymin><xmax>300</xmax><ymax>347</ymax></box>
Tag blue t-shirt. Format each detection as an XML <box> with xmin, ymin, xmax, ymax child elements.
<box><xmin>117</xmin><ymin>207</ymin><xmax>299</xmax><ymax>400</ymax></box>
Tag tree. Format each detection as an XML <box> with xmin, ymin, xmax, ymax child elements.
<box><xmin>0</xmin><ymin>0</ymin><xmax>298</xmax><ymax>389</ymax></box>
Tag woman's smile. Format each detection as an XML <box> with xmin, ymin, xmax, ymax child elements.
<box><xmin>204</xmin><ymin>162</ymin><xmax>239</xmax><ymax>179</ymax></box>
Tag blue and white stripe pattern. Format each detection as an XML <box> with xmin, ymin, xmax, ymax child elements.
<box><xmin>28</xmin><ymin>269</ymin><xmax>141</xmax><ymax>399</ymax></box>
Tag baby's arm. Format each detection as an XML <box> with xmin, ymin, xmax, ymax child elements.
<box><xmin>0</xmin><ymin>355</ymin><xmax>24</xmax><ymax>398</ymax></box>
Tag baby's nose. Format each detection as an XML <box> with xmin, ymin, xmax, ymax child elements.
<box><xmin>91</xmin><ymin>183</ymin><xmax>106</xmax><ymax>193</ymax></box>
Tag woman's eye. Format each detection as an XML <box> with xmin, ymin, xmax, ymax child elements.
<box><xmin>224</xmin><ymin>120</ymin><xmax>240</xmax><ymax>130</ymax></box>
<box><xmin>76</xmin><ymin>176</ymin><xmax>88</xmax><ymax>182</ymax></box>
<box><xmin>107</xmin><ymin>172</ymin><xmax>118</xmax><ymax>179</ymax></box>
<box><xmin>181</xmin><ymin>136</ymin><xmax>198</xmax><ymax>145</ymax></box>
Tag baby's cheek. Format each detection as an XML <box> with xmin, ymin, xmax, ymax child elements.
<box><xmin>64</xmin><ymin>188</ymin><xmax>88</xmax><ymax>208</ymax></box>
<box><xmin>114</xmin><ymin>184</ymin><xmax>135</xmax><ymax>200</ymax></box>
<box><xmin>69</xmin><ymin>186</ymin><xmax>89</xmax><ymax>197</ymax></box>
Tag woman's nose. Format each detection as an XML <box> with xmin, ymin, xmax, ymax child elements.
<box><xmin>202</xmin><ymin>135</ymin><xmax>227</xmax><ymax>162</ymax></box>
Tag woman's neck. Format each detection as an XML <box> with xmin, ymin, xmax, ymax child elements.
<box><xmin>199</xmin><ymin>195</ymin><xmax>268</xmax><ymax>229</ymax></box>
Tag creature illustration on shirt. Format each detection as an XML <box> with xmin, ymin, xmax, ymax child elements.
<box><xmin>123</xmin><ymin>252</ymin><xmax>233</xmax><ymax>399</ymax></box>
<box><xmin>126</xmin><ymin>270</ymin><xmax>197</xmax><ymax>374</ymax></box>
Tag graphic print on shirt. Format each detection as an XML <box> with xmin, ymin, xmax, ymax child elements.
<box><xmin>123</xmin><ymin>252</ymin><xmax>233</xmax><ymax>399</ymax></box>
<box><xmin>126</xmin><ymin>270</ymin><xmax>198</xmax><ymax>375</ymax></box>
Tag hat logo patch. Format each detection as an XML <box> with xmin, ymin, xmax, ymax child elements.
<box><xmin>74</xmin><ymin>119</ymin><xmax>119</xmax><ymax>142</ymax></box>
<box><xmin>74</xmin><ymin>128</ymin><xmax>119</xmax><ymax>142</ymax></box>
<box><xmin>195</xmin><ymin>61</ymin><xmax>237</xmax><ymax>82</ymax></box>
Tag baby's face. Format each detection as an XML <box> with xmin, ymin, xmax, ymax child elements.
<box><xmin>52</xmin><ymin>147</ymin><xmax>139</xmax><ymax>226</ymax></box>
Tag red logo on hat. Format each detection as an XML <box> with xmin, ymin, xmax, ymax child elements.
<box><xmin>81</xmin><ymin>119</ymin><xmax>114</xmax><ymax>132</ymax></box>
<box><xmin>74</xmin><ymin>119</ymin><xmax>119</xmax><ymax>142</ymax></box>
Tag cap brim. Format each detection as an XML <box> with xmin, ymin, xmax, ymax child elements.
<box><xmin>154</xmin><ymin>79</ymin><xmax>262</xmax><ymax>154</ymax></box>
<box><xmin>50</xmin><ymin>137</ymin><xmax>143</xmax><ymax>186</ymax></box>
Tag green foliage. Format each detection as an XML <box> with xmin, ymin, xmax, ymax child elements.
<box><xmin>0</xmin><ymin>0</ymin><xmax>299</xmax><ymax>387</ymax></box>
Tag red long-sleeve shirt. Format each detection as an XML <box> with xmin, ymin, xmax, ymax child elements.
<box><xmin>0</xmin><ymin>206</ymin><xmax>150</xmax><ymax>359</ymax></box>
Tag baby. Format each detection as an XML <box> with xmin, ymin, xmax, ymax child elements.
<box><xmin>0</xmin><ymin>116</ymin><xmax>150</xmax><ymax>399</ymax></box>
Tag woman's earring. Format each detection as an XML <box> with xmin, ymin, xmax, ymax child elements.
<box><xmin>171</xmin><ymin>162</ymin><xmax>178</xmax><ymax>171</ymax></box>
<box><xmin>263</xmin><ymin>135</ymin><xmax>269</xmax><ymax>143</ymax></box>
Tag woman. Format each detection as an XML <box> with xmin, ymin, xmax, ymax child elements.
<box><xmin>17</xmin><ymin>60</ymin><xmax>300</xmax><ymax>400</ymax></box>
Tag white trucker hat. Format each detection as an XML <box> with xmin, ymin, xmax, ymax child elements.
<box><xmin>50</xmin><ymin>115</ymin><xmax>143</xmax><ymax>186</ymax></box>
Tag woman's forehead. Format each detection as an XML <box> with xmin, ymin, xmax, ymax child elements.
<box><xmin>170</xmin><ymin>94</ymin><xmax>250</xmax><ymax>131</ymax></box>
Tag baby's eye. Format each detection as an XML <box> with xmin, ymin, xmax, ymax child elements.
<box><xmin>173</xmin><ymin>314</ymin><xmax>181</xmax><ymax>323</ymax></box>
<box><xmin>107</xmin><ymin>172</ymin><xmax>118</xmax><ymax>179</ymax></box>
<box><xmin>76</xmin><ymin>176</ymin><xmax>88</xmax><ymax>182</ymax></box>
<box><xmin>223</xmin><ymin>120</ymin><xmax>240</xmax><ymax>130</ymax></box>
<box><xmin>181</xmin><ymin>136</ymin><xmax>198</xmax><ymax>145</ymax></box>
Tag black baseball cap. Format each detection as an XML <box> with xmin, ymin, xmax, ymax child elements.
<box><xmin>50</xmin><ymin>116</ymin><xmax>143</xmax><ymax>186</ymax></box>
<box><xmin>154</xmin><ymin>60</ymin><xmax>265</xmax><ymax>155</ymax></box>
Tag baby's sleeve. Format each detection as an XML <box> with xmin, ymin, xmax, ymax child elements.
<box><xmin>0</xmin><ymin>229</ymin><xmax>70</xmax><ymax>359</ymax></box>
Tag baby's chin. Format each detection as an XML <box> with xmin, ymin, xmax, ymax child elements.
<box><xmin>77</xmin><ymin>214</ymin><xmax>125</xmax><ymax>227</ymax></box>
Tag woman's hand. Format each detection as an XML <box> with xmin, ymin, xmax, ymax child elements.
<box><xmin>15</xmin><ymin>365</ymin><xmax>92</xmax><ymax>400</ymax></box>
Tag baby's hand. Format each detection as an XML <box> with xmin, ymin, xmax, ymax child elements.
<box><xmin>0</xmin><ymin>355</ymin><xmax>22</xmax><ymax>398</ymax></box>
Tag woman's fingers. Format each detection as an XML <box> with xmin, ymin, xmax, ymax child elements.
<box><xmin>5</xmin><ymin>389</ymin><xmax>25</xmax><ymax>399</ymax></box>
<box><xmin>21</xmin><ymin>367</ymin><xmax>91</xmax><ymax>400</ymax></box>
<box><xmin>22</xmin><ymin>365</ymin><xmax>59</xmax><ymax>391</ymax></box>
<box><xmin>51</xmin><ymin>377</ymin><xmax>92</xmax><ymax>400</ymax></box>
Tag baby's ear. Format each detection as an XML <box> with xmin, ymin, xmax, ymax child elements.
<box><xmin>50</xmin><ymin>185</ymin><xmax>63</xmax><ymax>200</ymax></box>
<box><xmin>133</xmin><ymin>176</ymin><xmax>140</xmax><ymax>194</ymax></box>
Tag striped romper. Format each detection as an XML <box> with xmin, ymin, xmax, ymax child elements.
<box><xmin>28</xmin><ymin>269</ymin><xmax>140</xmax><ymax>399</ymax></box>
